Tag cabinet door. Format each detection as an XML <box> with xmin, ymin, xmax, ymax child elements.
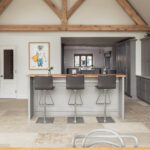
<box><xmin>145</xmin><ymin>79</ymin><xmax>150</xmax><ymax>103</ymax></box>
<box><xmin>141</xmin><ymin>78</ymin><xmax>146</xmax><ymax>101</ymax></box>
<box><xmin>125</xmin><ymin>42</ymin><xmax>131</xmax><ymax>96</ymax></box>
<box><xmin>142</xmin><ymin>39</ymin><xmax>150</xmax><ymax>76</ymax></box>
<box><xmin>137</xmin><ymin>77</ymin><xmax>141</xmax><ymax>99</ymax></box>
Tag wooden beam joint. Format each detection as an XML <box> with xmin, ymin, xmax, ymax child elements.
<box><xmin>67</xmin><ymin>0</ymin><xmax>85</xmax><ymax>19</ymax></box>
<box><xmin>44</xmin><ymin>0</ymin><xmax>62</xmax><ymax>19</ymax></box>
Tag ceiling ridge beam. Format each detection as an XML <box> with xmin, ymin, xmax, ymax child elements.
<box><xmin>44</xmin><ymin>0</ymin><xmax>62</xmax><ymax>19</ymax></box>
<box><xmin>0</xmin><ymin>25</ymin><xmax>150</xmax><ymax>32</ymax></box>
<box><xmin>0</xmin><ymin>0</ymin><xmax>12</xmax><ymax>16</ymax></box>
<box><xmin>116</xmin><ymin>0</ymin><xmax>146</xmax><ymax>25</ymax></box>
<box><xmin>67</xmin><ymin>0</ymin><xmax>85</xmax><ymax>19</ymax></box>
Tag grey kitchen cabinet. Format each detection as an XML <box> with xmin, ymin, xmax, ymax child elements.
<box><xmin>141</xmin><ymin>78</ymin><xmax>146</xmax><ymax>101</ymax></box>
<box><xmin>137</xmin><ymin>76</ymin><xmax>141</xmax><ymax>99</ymax></box>
<box><xmin>116</xmin><ymin>39</ymin><xmax>136</xmax><ymax>98</ymax></box>
<box><xmin>137</xmin><ymin>76</ymin><xmax>150</xmax><ymax>104</ymax></box>
<box><xmin>142</xmin><ymin>37</ymin><xmax>150</xmax><ymax>76</ymax></box>
<box><xmin>138</xmin><ymin>37</ymin><xmax>150</xmax><ymax>104</ymax></box>
<box><xmin>145</xmin><ymin>79</ymin><xmax>150</xmax><ymax>103</ymax></box>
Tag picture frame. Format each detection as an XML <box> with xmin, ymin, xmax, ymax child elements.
<box><xmin>28</xmin><ymin>42</ymin><xmax>50</xmax><ymax>70</ymax></box>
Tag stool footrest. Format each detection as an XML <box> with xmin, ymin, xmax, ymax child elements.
<box><xmin>39</xmin><ymin>103</ymin><xmax>54</xmax><ymax>106</ymax></box>
<box><xmin>96</xmin><ymin>102</ymin><xmax>111</xmax><ymax>105</ymax></box>
<box><xmin>68</xmin><ymin>103</ymin><xmax>83</xmax><ymax>105</ymax></box>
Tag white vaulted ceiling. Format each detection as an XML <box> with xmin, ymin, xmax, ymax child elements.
<box><xmin>128</xmin><ymin>0</ymin><xmax>150</xmax><ymax>25</ymax></box>
<box><xmin>0</xmin><ymin>0</ymin><xmax>150</xmax><ymax>25</ymax></box>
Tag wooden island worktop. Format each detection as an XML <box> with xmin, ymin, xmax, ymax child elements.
<box><xmin>27</xmin><ymin>74</ymin><xmax>126</xmax><ymax>78</ymax></box>
<box><xmin>27</xmin><ymin>74</ymin><xmax>125</xmax><ymax>120</ymax></box>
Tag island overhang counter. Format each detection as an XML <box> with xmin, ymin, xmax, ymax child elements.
<box><xmin>27</xmin><ymin>74</ymin><xmax>126</xmax><ymax>120</ymax></box>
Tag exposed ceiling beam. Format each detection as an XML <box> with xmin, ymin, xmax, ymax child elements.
<box><xmin>0</xmin><ymin>0</ymin><xmax>12</xmax><ymax>15</ymax></box>
<box><xmin>0</xmin><ymin>25</ymin><xmax>63</xmax><ymax>31</ymax></box>
<box><xmin>0</xmin><ymin>25</ymin><xmax>150</xmax><ymax>32</ymax></box>
<box><xmin>44</xmin><ymin>0</ymin><xmax>62</xmax><ymax>19</ymax></box>
<box><xmin>62</xmin><ymin>0</ymin><xmax>67</xmax><ymax>25</ymax></box>
<box><xmin>67</xmin><ymin>25</ymin><xmax>150</xmax><ymax>31</ymax></box>
<box><xmin>116</xmin><ymin>0</ymin><xmax>146</xmax><ymax>25</ymax></box>
<box><xmin>67</xmin><ymin>0</ymin><xmax>85</xmax><ymax>19</ymax></box>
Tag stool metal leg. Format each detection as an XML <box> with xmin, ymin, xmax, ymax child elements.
<box><xmin>74</xmin><ymin>90</ymin><xmax>77</xmax><ymax>123</ymax></box>
<box><xmin>104</xmin><ymin>89</ymin><xmax>107</xmax><ymax>123</ymax></box>
<box><xmin>96</xmin><ymin>89</ymin><xmax>115</xmax><ymax>123</ymax></box>
<box><xmin>36</xmin><ymin>90</ymin><xmax>54</xmax><ymax>124</ymax></box>
<box><xmin>68</xmin><ymin>90</ymin><xmax>84</xmax><ymax>124</ymax></box>
<box><xmin>43</xmin><ymin>93</ymin><xmax>46</xmax><ymax>123</ymax></box>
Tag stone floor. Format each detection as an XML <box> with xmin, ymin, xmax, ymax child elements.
<box><xmin>0</xmin><ymin>97</ymin><xmax>150</xmax><ymax>148</ymax></box>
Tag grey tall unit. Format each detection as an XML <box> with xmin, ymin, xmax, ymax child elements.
<box><xmin>141</xmin><ymin>37</ymin><xmax>150</xmax><ymax>76</ymax></box>
<box><xmin>137</xmin><ymin>37</ymin><xmax>150</xmax><ymax>104</ymax></box>
<box><xmin>116</xmin><ymin>39</ymin><xmax>136</xmax><ymax>98</ymax></box>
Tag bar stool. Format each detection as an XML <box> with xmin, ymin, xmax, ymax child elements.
<box><xmin>35</xmin><ymin>76</ymin><xmax>54</xmax><ymax>124</ymax></box>
<box><xmin>96</xmin><ymin>75</ymin><xmax>116</xmax><ymax>123</ymax></box>
<box><xmin>66</xmin><ymin>75</ymin><xmax>84</xmax><ymax>124</ymax></box>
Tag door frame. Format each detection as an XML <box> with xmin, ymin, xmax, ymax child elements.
<box><xmin>0</xmin><ymin>45</ymin><xmax>17</xmax><ymax>98</ymax></box>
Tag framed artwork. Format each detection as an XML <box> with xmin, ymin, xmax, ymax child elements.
<box><xmin>28</xmin><ymin>42</ymin><xmax>50</xmax><ymax>70</ymax></box>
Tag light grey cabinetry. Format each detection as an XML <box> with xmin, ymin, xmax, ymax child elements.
<box><xmin>145</xmin><ymin>79</ymin><xmax>150</xmax><ymax>103</ymax></box>
<box><xmin>116</xmin><ymin>40</ymin><xmax>136</xmax><ymax>98</ymax></box>
<box><xmin>137</xmin><ymin>76</ymin><xmax>150</xmax><ymax>104</ymax></box>
<box><xmin>142</xmin><ymin>38</ymin><xmax>150</xmax><ymax>76</ymax></box>
<box><xmin>136</xmin><ymin>76</ymin><xmax>141</xmax><ymax>99</ymax></box>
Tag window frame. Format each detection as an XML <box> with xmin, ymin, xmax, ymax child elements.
<box><xmin>74</xmin><ymin>54</ymin><xmax>93</xmax><ymax>67</ymax></box>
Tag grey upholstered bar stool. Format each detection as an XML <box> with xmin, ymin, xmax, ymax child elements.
<box><xmin>96</xmin><ymin>75</ymin><xmax>116</xmax><ymax>123</ymax></box>
<box><xmin>66</xmin><ymin>75</ymin><xmax>84</xmax><ymax>124</ymax></box>
<box><xmin>35</xmin><ymin>76</ymin><xmax>54</xmax><ymax>124</ymax></box>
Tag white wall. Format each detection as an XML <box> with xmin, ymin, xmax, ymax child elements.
<box><xmin>0</xmin><ymin>0</ymin><xmax>146</xmax><ymax>99</ymax></box>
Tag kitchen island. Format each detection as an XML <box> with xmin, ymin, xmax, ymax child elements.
<box><xmin>27</xmin><ymin>74</ymin><xmax>126</xmax><ymax>120</ymax></box>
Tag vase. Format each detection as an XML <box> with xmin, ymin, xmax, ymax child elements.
<box><xmin>48</xmin><ymin>71</ymin><xmax>51</xmax><ymax>76</ymax></box>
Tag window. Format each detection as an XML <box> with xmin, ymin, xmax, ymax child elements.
<box><xmin>74</xmin><ymin>56</ymin><xmax>80</xmax><ymax>67</ymax></box>
<box><xmin>74</xmin><ymin>54</ymin><xmax>93</xmax><ymax>67</ymax></box>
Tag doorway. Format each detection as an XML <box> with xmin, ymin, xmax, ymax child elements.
<box><xmin>0</xmin><ymin>46</ymin><xmax>17</xmax><ymax>98</ymax></box>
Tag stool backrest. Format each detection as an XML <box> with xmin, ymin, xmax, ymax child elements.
<box><xmin>66</xmin><ymin>75</ymin><xmax>84</xmax><ymax>89</ymax></box>
<box><xmin>35</xmin><ymin>76</ymin><xmax>53</xmax><ymax>90</ymax></box>
<box><xmin>72</xmin><ymin>129</ymin><xmax>138</xmax><ymax>148</ymax></box>
<box><xmin>98</xmin><ymin>75</ymin><xmax>116</xmax><ymax>89</ymax></box>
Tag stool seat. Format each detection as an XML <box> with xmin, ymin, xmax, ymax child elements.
<box><xmin>35</xmin><ymin>76</ymin><xmax>54</xmax><ymax>90</ymax></box>
<box><xmin>97</xmin><ymin>75</ymin><xmax>116</xmax><ymax>89</ymax></box>
<box><xmin>67</xmin><ymin>87</ymin><xmax>84</xmax><ymax>90</ymax></box>
<box><xmin>35</xmin><ymin>86</ymin><xmax>55</xmax><ymax>90</ymax></box>
<box><xmin>96</xmin><ymin>85</ymin><xmax>114</xmax><ymax>89</ymax></box>
<box><xmin>66</xmin><ymin>75</ymin><xmax>84</xmax><ymax>90</ymax></box>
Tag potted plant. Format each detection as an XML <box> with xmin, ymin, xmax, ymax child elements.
<box><xmin>48</xmin><ymin>66</ymin><xmax>54</xmax><ymax>75</ymax></box>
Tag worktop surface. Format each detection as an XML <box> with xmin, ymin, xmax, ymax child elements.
<box><xmin>136</xmin><ymin>75</ymin><xmax>150</xmax><ymax>80</ymax></box>
<box><xmin>27</xmin><ymin>74</ymin><xmax>126</xmax><ymax>78</ymax></box>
